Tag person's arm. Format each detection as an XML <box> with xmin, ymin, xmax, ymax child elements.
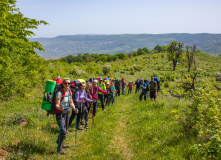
<box><xmin>98</xmin><ymin>86</ymin><xmax>108</xmax><ymax>94</ymax></box>
<box><xmin>75</xmin><ymin>91</ymin><xmax>81</xmax><ymax>103</ymax></box>
<box><xmin>155</xmin><ymin>83</ymin><xmax>158</xmax><ymax>95</ymax></box>
<box><xmin>56</xmin><ymin>98</ymin><xmax>64</xmax><ymax>111</ymax></box>
<box><xmin>69</xmin><ymin>96</ymin><xmax>78</xmax><ymax>113</ymax></box>
<box><xmin>84</xmin><ymin>91</ymin><xmax>93</xmax><ymax>102</ymax></box>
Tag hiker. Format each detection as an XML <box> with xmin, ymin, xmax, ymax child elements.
<box><xmin>149</xmin><ymin>76</ymin><xmax>158</xmax><ymax>101</ymax></box>
<box><xmin>98</xmin><ymin>78</ymin><xmax>106</xmax><ymax>111</ymax></box>
<box><xmin>135</xmin><ymin>79</ymin><xmax>141</xmax><ymax>94</ymax></box>
<box><xmin>72</xmin><ymin>82</ymin><xmax>94</xmax><ymax>130</ymax></box>
<box><xmin>55</xmin><ymin>77</ymin><xmax>78</xmax><ymax>154</ymax></box>
<box><xmin>127</xmin><ymin>81</ymin><xmax>133</xmax><ymax>94</ymax></box>
<box><xmin>121</xmin><ymin>78</ymin><xmax>126</xmax><ymax>95</ymax></box>
<box><xmin>140</xmin><ymin>79</ymin><xmax>148</xmax><ymax>101</ymax></box>
<box><xmin>110</xmin><ymin>82</ymin><xmax>115</xmax><ymax>104</ymax></box>
<box><xmin>115</xmin><ymin>78</ymin><xmax>121</xmax><ymax>97</ymax></box>
<box><xmin>90</xmin><ymin>80</ymin><xmax>108</xmax><ymax>117</ymax></box>
<box><xmin>105</xmin><ymin>81</ymin><xmax>110</xmax><ymax>104</ymax></box>
<box><xmin>80</xmin><ymin>81</ymin><xmax>93</xmax><ymax>128</ymax></box>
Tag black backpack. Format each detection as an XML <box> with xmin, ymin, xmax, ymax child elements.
<box><xmin>144</xmin><ymin>79</ymin><xmax>150</xmax><ymax>91</ymax></box>
<box><xmin>115</xmin><ymin>78</ymin><xmax>120</xmax><ymax>88</ymax></box>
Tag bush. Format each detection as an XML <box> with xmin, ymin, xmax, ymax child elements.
<box><xmin>102</xmin><ymin>65</ymin><xmax>111</xmax><ymax>75</ymax></box>
<box><xmin>215</xmin><ymin>72</ymin><xmax>221</xmax><ymax>81</ymax></box>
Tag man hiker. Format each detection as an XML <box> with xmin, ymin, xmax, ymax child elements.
<box><xmin>149</xmin><ymin>76</ymin><xmax>158</xmax><ymax>101</ymax></box>
<box><xmin>139</xmin><ymin>79</ymin><xmax>148</xmax><ymax>101</ymax></box>
<box><xmin>98</xmin><ymin>78</ymin><xmax>106</xmax><ymax>111</ymax></box>
<box><xmin>135</xmin><ymin>78</ymin><xmax>141</xmax><ymax>94</ymax></box>
<box><xmin>121</xmin><ymin>78</ymin><xmax>126</xmax><ymax>95</ymax></box>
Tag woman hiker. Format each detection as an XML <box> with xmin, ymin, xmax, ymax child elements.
<box><xmin>55</xmin><ymin>77</ymin><xmax>78</xmax><ymax>154</ymax></box>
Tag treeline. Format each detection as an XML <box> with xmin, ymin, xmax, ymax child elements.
<box><xmin>60</xmin><ymin>45</ymin><xmax>166</xmax><ymax>64</ymax></box>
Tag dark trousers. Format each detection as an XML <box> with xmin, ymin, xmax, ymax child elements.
<box><xmin>81</xmin><ymin>104</ymin><xmax>89</xmax><ymax>123</ymax></box>
<box><xmin>140</xmin><ymin>91</ymin><xmax>147</xmax><ymax>101</ymax></box>
<box><xmin>93</xmin><ymin>98</ymin><xmax>98</xmax><ymax>117</ymax></box>
<box><xmin>98</xmin><ymin>94</ymin><xmax>105</xmax><ymax>110</ymax></box>
<box><xmin>115</xmin><ymin>87</ymin><xmax>120</xmax><ymax>97</ymax></box>
<box><xmin>135</xmin><ymin>87</ymin><xmax>140</xmax><ymax>94</ymax></box>
<box><xmin>69</xmin><ymin>104</ymin><xmax>83</xmax><ymax>128</ymax></box>
<box><xmin>56</xmin><ymin>111</ymin><xmax>70</xmax><ymax>146</ymax></box>
<box><xmin>128</xmin><ymin>88</ymin><xmax>132</xmax><ymax>94</ymax></box>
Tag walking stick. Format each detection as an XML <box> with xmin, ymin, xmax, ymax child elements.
<box><xmin>75</xmin><ymin>108</ymin><xmax>78</xmax><ymax>146</ymax></box>
<box><xmin>57</xmin><ymin>112</ymin><xmax>63</xmax><ymax>154</ymax></box>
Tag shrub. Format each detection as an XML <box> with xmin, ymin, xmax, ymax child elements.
<box><xmin>215</xmin><ymin>72</ymin><xmax>221</xmax><ymax>81</ymax></box>
<box><xmin>102</xmin><ymin>65</ymin><xmax>111</xmax><ymax>75</ymax></box>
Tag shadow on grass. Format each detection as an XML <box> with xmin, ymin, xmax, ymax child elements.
<box><xmin>6</xmin><ymin>139</ymin><xmax>47</xmax><ymax>159</ymax></box>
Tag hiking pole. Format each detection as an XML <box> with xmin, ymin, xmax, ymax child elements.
<box><xmin>75</xmin><ymin>108</ymin><xmax>78</xmax><ymax>146</ymax></box>
<box><xmin>57</xmin><ymin>111</ymin><xmax>63</xmax><ymax>154</ymax></box>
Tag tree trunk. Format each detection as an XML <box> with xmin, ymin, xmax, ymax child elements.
<box><xmin>173</xmin><ymin>61</ymin><xmax>177</xmax><ymax>71</ymax></box>
<box><xmin>188</xmin><ymin>63</ymin><xmax>191</xmax><ymax>72</ymax></box>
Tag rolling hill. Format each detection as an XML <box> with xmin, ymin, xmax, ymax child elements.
<box><xmin>31</xmin><ymin>33</ymin><xmax>221</xmax><ymax>58</ymax></box>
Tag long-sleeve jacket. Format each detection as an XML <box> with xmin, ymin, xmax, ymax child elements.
<box><xmin>75</xmin><ymin>90</ymin><xmax>93</xmax><ymax>103</ymax></box>
<box><xmin>89</xmin><ymin>85</ymin><xmax>107</xmax><ymax>99</ymax></box>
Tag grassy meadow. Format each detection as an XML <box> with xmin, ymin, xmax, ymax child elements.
<box><xmin>0</xmin><ymin>51</ymin><xmax>221</xmax><ymax>159</ymax></box>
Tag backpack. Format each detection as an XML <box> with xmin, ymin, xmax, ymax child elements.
<box><xmin>89</xmin><ymin>78</ymin><xmax>97</xmax><ymax>83</ymax></box>
<box><xmin>144</xmin><ymin>79</ymin><xmax>150</xmax><ymax>91</ymax></box>
<box><xmin>154</xmin><ymin>77</ymin><xmax>160</xmax><ymax>91</ymax></box>
<box><xmin>70</xmin><ymin>79</ymin><xmax>81</xmax><ymax>102</ymax></box>
<box><xmin>115</xmin><ymin>78</ymin><xmax>121</xmax><ymax>88</ymax></box>
<box><xmin>42</xmin><ymin>80</ymin><xmax>63</xmax><ymax>116</ymax></box>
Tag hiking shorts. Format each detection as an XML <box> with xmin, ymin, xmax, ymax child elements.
<box><xmin>150</xmin><ymin>90</ymin><xmax>156</xmax><ymax>99</ymax></box>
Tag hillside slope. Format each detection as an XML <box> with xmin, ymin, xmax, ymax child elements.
<box><xmin>31</xmin><ymin>33</ymin><xmax>221</xmax><ymax>58</ymax></box>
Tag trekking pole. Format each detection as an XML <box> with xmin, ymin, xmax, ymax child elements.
<box><xmin>57</xmin><ymin>110</ymin><xmax>63</xmax><ymax>154</ymax></box>
<box><xmin>108</xmin><ymin>95</ymin><xmax>110</xmax><ymax>115</ymax></box>
<box><xmin>75</xmin><ymin>108</ymin><xmax>78</xmax><ymax>146</ymax></box>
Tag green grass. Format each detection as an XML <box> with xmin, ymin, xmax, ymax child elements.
<box><xmin>0</xmin><ymin>52</ymin><xmax>220</xmax><ymax>159</ymax></box>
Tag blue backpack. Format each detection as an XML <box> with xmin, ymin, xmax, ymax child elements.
<box><xmin>154</xmin><ymin>77</ymin><xmax>160</xmax><ymax>91</ymax></box>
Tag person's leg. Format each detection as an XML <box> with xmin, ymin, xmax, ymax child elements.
<box><xmin>65</xmin><ymin>110</ymin><xmax>70</xmax><ymax>132</ymax></box>
<box><xmin>56</xmin><ymin>113</ymin><xmax>67</xmax><ymax>146</ymax></box>
<box><xmin>101</xmin><ymin>94</ymin><xmax>105</xmax><ymax>110</ymax></box>
<box><xmin>144</xmin><ymin>91</ymin><xmax>147</xmax><ymax>101</ymax></box>
<box><xmin>69</xmin><ymin>109</ymin><xmax>76</xmax><ymax>128</ymax></box>
<box><xmin>140</xmin><ymin>91</ymin><xmax>144</xmax><ymax>101</ymax></box>
<box><xmin>93</xmin><ymin>99</ymin><xmax>98</xmax><ymax>117</ymax></box>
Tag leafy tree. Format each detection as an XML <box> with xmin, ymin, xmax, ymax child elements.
<box><xmin>154</xmin><ymin>45</ymin><xmax>166</xmax><ymax>53</ymax></box>
<box><xmin>143</xmin><ymin>47</ymin><xmax>150</xmax><ymax>53</ymax></box>
<box><xmin>166</xmin><ymin>41</ymin><xmax>184</xmax><ymax>71</ymax></box>
<box><xmin>186</xmin><ymin>45</ymin><xmax>196</xmax><ymax>72</ymax></box>
<box><xmin>0</xmin><ymin>0</ymin><xmax>48</xmax><ymax>100</ymax></box>
<box><xmin>117</xmin><ymin>53</ymin><xmax>127</xmax><ymax>60</ymax></box>
<box><xmin>137</xmin><ymin>48</ymin><xmax>145</xmax><ymax>55</ymax></box>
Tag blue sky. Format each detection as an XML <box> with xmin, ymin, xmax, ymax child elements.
<box><xmin>16</xmin><ymin>0</ymin><xmax>221</xmax><ymax>38</ymax></box>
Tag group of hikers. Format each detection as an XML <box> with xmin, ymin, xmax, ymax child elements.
<box><xmin>48</xmin><ymin>76</ymin><xmax>159</xmax><ymax>154</ymax></box>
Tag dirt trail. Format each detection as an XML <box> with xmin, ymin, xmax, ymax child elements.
<box><xmin>109</xmin><ymin>100</ymin><xmax>134</xmax><ymax>160</ymax></box>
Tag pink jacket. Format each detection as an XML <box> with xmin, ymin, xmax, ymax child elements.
<box><xmin>89</xmin><ymin>85</ymin><xmax>107</xmax><ymax>99</ymax></box>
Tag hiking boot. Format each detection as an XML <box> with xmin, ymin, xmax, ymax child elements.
<box><xmin>62</xmin><ymin>144</ymin><xmax>70</xmax><ymax>148</ymax></box>
<box><xmin>81</xmin><ymin>121</ymin><xmax>85</xmax><ymax>125</ymax></box>
<box><xmin>77</xmin><ymin>126</ymin><xmax>83</xmax><ymax>130</ymax></box>
<box><xmin>58</xmin><ymin>146</ymin><xmax>66</xmax><ymax>154</ymax></box>
<box><xmin>85</xmin><ymin>123</ymin><xmax>88</xmax><ymax>129</ymax></box>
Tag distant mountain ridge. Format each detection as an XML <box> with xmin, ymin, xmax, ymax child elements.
<box><xmin>31</xmin><ymin>33</ymin><xmax>221</xmax><ymax>58</ymax></box>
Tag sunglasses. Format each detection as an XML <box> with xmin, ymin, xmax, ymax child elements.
<box><xmin>64</xmin><ymin>83</ymin><xmax>71</xmax><ymax>85</ymax></box>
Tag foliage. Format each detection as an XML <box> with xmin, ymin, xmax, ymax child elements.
<box><xmin>181</xmin><ymin>89</ymin><xmax>221</xmax><ymax>159</ymax></box>
<box><xmin>154</xmin><ymin>45</ymin><xmax>166</xmax><ymax>53</ymax></box>
<box><xmin>166</xmin><ymin>41</ymin><xmax>184</xmax><ymax>71</ymax></box>
<box><xmin>0</xmin><ymin>0</ymin><xmax>48</xmax><ymax>100</ymax></box>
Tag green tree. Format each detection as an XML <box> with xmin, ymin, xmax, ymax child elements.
<box><xmin>0</xmin><ymin>0</ymin><xmax>48</xmax><ymax>100</ymax></box>
<box><xmin>137</xmin><ymin>48</ymin><xmax>145</xmax><ymax>55</ymax></box>
<box><xmin>186</xmin><ymin>44</ymin><xmax>196</xmax><ymax>72</ymax></box>
<box><xmin>154</xmin><ymin>45</ymin><xmax>165</xmax><ymax>53</ymax></box>
<box><xmin>166</xmin><ymin>41</ymin><xmax>184</xmax><ymax>71</ymax></box>
<box><xmin>143</xmin><ymin>47</ymin><xmax>150</xmax><ymax>53</ymax></box>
